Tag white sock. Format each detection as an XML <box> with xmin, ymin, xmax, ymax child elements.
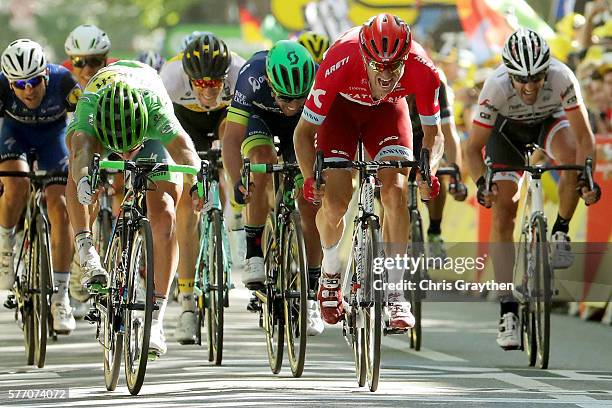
<box><xmin>52</xmin><ymin>271</ymin><xmax>70</xmax><ymax>302</ymax></box>
<box><xmin>75</xmin><ymin>232</ymin><xmax>97</xmax><ymax>264</ymax></box>
<box><xmin>179</xmin><ymin>293</ymin><xmax>196</xmax><ymax>312</ymax></box>
<box><xmin>0</xmin><ymin>226</ymin><xmax>15</xmax><ymax>250</ymax></box>
<box><xmin>153</xmin><ymin>298</ymin><xmax>168</xmax><ymax>322</ymax></box>
<box><xmin>322</xmin><ymin>242</ymin><xmax>342</xmax><ymax>276</ymax></box>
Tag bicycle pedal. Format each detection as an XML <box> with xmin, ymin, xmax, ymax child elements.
<box><xmin>383</xmin><ymin>327</ymin><xmax>409</xmax><ymax>336</ymax></box>
<box><xmin>83</xmin><ymin>308</ymin><xmax>100</xmax><ymax>324</ymax></box>
<box><xmin>245</xmin><ymin>282</ymin><xmax>265</xmax><ymax>291</ymax></box>
<box><xmin>147</xmin><ymin>351</ymin><xmax>160</xmax><ymax>361</ymax></box>
<box><xmin>3</xmin><ymin>296</ymin><xmax>17</xmax><ymax>310</ymax></box>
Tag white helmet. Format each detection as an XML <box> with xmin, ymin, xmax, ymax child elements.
<box><xmin>502</xmin><ymin>28</ymin><xmax>550</xmax><ymax>77</ymax></box>
<box><xmin>64</xmin><ymin>24</ymin><xmax>111</xmax><ymax>56</ymax></box>
<box><xmin>1</xmin><ymin>39</ymin><xmax>47</xmax><ymax>81</ymax></box>
<box><xmin>180</xmin><ymin>31</ymin><xmax>212</xmax><ymax>51</ymax></box>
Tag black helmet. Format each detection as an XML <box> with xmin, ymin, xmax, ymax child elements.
<box><xmin>182</xmin><ymin>34</ymin><xmax>231</xmax><ymax>79</ymax></box>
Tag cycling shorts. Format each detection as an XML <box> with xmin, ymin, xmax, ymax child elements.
<box><xmin>315</xmin><ymin>96</ymin><xmax>413</xmax><ymax>162</ymax></box>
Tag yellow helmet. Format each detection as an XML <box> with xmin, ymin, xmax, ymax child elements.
<box><xmin>297</xmin><ymin>31</ymin><xmax>330</xmax><ymax>64</ymax></box>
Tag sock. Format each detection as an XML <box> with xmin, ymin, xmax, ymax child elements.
<box><xmin>322</xmin><ymin>242</ymin><xmax>342</xmax><ymax>276</ymax></box>
<box><xmin>387</xmin><ymin>266</ymin><xmax>406</xmax><ymax>302</ymax></box>
<box><xmin>0</xmin><ymin>226</ymin><xmax>15</xmax><ymax>250</ymax></box>
<box><xmin>428</xmin><ymin>218</ymin><xmax>442</xmax><ymax>235</ymax></box>
<box><xmin>153</xmin><ymin>298</ymin><xmax>168</xmax><ymax>322</ymax></box>
<box><xmin>75</xmin><ymin>231</ymin><xmax>96</xmax><ymax>263</ymax></box>
<box><xmin>52</xmin><ymin>271</ymin><xmax>70</xmax><ymax>302</ymax></box>
<box><xmin>308</xmin><ymin>266</ymin><xmax>321</xmax><ymax>293</ymax></box>
<box><xmin>245</xmin><ymin>225</ymin><xmax>264</xmax><ymax>259</ymax></box>
<box><xmin>178</xmin><ymin>278</ymin><xmax>196</xmax><ymax>312</ymax></box>
<box><xmin>551</xmin><ymin>214</ymin><xmax>570</xmax><ymax>235</ymax></box>
<box><xmin>500</xmin><ymin>297</ymin><xmax>519</xmax><ymax>317</ymax></box>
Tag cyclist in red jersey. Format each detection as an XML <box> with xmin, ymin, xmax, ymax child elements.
<box><xmin>62</xmin><ymin>24</ymin><xmax>118</xmax><ymax>88</ymax></box>
<box><xmin>294</xmin><ymin>13</ymin><xmax>444</xmax><ymax>330</ymax></box>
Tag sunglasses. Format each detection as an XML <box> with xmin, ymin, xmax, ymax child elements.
<box><xmin>511</xmin><ymin>72</ymin><xmax>546</xmax><ymax>84</ymax></box>
<box><xmin>366</xmin><ymin>58</ymin><xmax>404</xmax><ymax>74</ymax></box>
<box><xmin>272</xmin><ymin>89</ymin><xmax>306</xmax><ymax>103</ymax></box>
<box><xmin>71</xmin><ymin>56</ymin><xmax>107</xmax><ymax>69</ymax></box>
<box><xmin>11</xmin><ymin>76</ymin><xmax>45</xmax><ymax>90</ymax></box>
<box><xmin>191</xmin><ymin>77</ymin><xmax>225</xmax><ymax>89</ymax></box>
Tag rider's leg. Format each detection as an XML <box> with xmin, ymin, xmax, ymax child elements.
<box><xmin>548</xmin><ymin>126</ymin><xmax>579</xmax><ymax>230</ymax></box>
<box><xmin>0</xmin><ymin>159</ymin><xmax>29</xmax><ymax>290</ymax></box>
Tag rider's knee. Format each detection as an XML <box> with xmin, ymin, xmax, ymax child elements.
<box><xmin>380</xmin><ymin>181</ymin><xmax>407</xmax><ymax>214</ymax></box>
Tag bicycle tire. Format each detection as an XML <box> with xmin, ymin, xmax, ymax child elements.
<box><xmin>363</xmin><ymin>218</ymin><xmax>382</xmax><ymax>392</ymax></box>
<box><xmin>124</xmin><ymin>218</ymin><xmax>154</xmax><ymax>395</ymax></box>
<box><xmin>33</xmin><ymin>214</ymin><xmax>51</xmax><ymax>367</ymax></box>
<box><xmin>195</xmin><ymin>216</ymin><xmax>207</xmax><ymax>347</ymax></box>
<box><xmin>409</xmin><ymin>209</ymin><xmax>424</xmax><ymax>351</ymax></box>
<box><xmin>532</xmin><ymin>215</ymin><xmax>551</xmax><ymax>369</ymax></box>
<box><xmin>262</xmin><ymin>213</ymin><xmax>284</xmax><ymax>374</ymax></box>
<box><xmin>284</xmin><ymin>211</ymin><xmax>308</xmax><ymax>378</ymax></box>
<box><xmin>521</xmin><ymin>304</ymin><xmax>537</xmax><ymax>367</ymax></box>
<box><xmin>206</xmin><ymin>209</ymin><xmax>224</xmax><ymax>365</ymax></box>
<box><xmin>103</xmin><ymin>227</ymin><xmax>123</xmax><ymax>391</ymax></box>
<box><xmin>23</xmin><ymin>299</ymin><xmax>35</xmax><ymax>366</ymax></box>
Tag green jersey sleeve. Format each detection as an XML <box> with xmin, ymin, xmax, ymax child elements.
<box><xmin>143</xmin><ymin>90</ymin><xmax>185</xmax><ymax>145</ymax></box>
<box><xmin>66</xmin><ymin>92</ymin><xmax>99</xmax><ymax>136</ymax></box>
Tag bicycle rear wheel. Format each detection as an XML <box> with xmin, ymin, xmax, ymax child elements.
<box><xmin>532</xmin><ymin>215</ymin><xmax>551</xmax><ymax>369</ymax></box>
<box><xmin>283</xmin><ymin>212</ymin><xmax>307</xmax><ymax>378</ymax></box>
<box><xmin>206</xmin><ymin>209</ymin><xmax>225</xmax><ymax>365</ymax></box>
<box><xmin>103</xmin><ymin>226</ymin><xmax>123</xmax><ymax>391</ymax></box>
<box><xmin>262</xmin><ymin>213</ymin><xmax>284</xmax><ymax>374</ymax></box>
<box><xmin>363</xmin><ymin>219</ymin><xmax>382</xmax><ymax>392</ymax></box>
<box><xmin>124</xmin><ymin>218</ymin><xmax>154</xmax><ymax>395</ymax></box>
<box><xmin>409</xmin><ymin>209</ymin><xmax>424</xmax><ymax>351</ymax></box>
<box><xmin>33</xmin><ymin>214</ymin><xmax>51</xmax><ymax>367</ymax></box>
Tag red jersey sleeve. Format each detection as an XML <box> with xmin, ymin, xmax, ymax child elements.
<box><xmin>406</xmin><ymin>47</ymin><xmax>441</xmax><ymax>126</ymax></box>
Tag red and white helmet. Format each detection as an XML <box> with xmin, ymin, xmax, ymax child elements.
<box><xmin>359</xmin><ymin>13</ymin><xmax>412</xmax><ymax>63</ymax></box>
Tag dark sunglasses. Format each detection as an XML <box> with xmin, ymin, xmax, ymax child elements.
<box><xmin>273</xmin><ymin>89</ymin><xmax>306</xmax><ymax>103</ymax></box>
<box><xmin>71</xmin><ymin>56</ymin><xmax>107</xmax><ymax>69</ymax></box>
<box><xmin>366</xmin><ymin>58</ymin><xmax>404</xmax><ymax>74</ymax></box>
<box><xmin>511</xmin><ymin>72</ymin><xmax>546</xmax><ymax>84</ymax></box>
<box><xmin>11</xmin><ymin>76</ymin><xmax>45</xmax><ymax>90</ymax></box>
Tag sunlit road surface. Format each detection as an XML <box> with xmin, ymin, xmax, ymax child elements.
<box><xmin>1</xmin><ymin>270</ymin><xmax>612</xmax><ymax>407</ymax></box>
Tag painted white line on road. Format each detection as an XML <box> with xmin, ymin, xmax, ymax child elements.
<box><xmin>383</xmin><ymin>336</ymin><xmax>468</xmax><ymax>362</ymax></box>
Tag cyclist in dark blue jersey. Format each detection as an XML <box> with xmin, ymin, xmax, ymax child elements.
<box><xmin>0</xmin><ymin>39</ymin><xmax>82</xmax><ymax>334</ymax></box>
<box><xmin>222</xmin><ymin>41</ymin><xmax>325</xmax><ymax>335</ymax></box>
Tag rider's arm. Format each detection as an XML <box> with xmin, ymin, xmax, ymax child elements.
<box><xmin>465</xmin><ymin>122</ymin><xmax>493</xmax><ymax>183</ymax></box>
<box><xmin>67</xmin><ymin>130</ymin><xmax>103</xmax><ymax>183</ymax></box>
<box><xmin>165</xmin><ymin>132</ymin><xmax>200</xmax><ymax>185</ymax></box>
<box><xmin>293</xmin><ymin>117</ymin><xmax>320</xmax><ymax>179</ymax></box>
<box><xmin>441</xmin><ymin>121</ymin><xmax>461</xmax><ymax>168</ymax></box>
<box><xmin>421</xmin><ymin>123</ymin><xmax>445</xmax><ymax>169</ymax></box>
<box><xmin>221</xmin><ymin>119</ymin><xmax>247</xmax><ymax>185</ymax></box>
<box><xmin>565</xmin><ymin>105</ymin><xmax>596</xmax><ymax>169</ymax></box>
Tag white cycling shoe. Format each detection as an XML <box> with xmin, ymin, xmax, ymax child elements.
<box><xmin>497</xmin><ymin>312</ymin><xmax>520</xmax><ymax>350</ymax></box>
<box><xmin>551</xmin><ymin>231</ymin><xmax>574</xmax><ymax>269</ymax></box>
<box><xmin>306</xmin><ymin>299</ymin><xmax>324</xmax><ymax>336</ymax></box>
<box><xmin>51</xmin><ymin>299</ymin><xmax>76</xmax><ymax>334</ymax></box>
<box><xmin>149</xmin><ymin>319</ymin><xmax>167</xmax><ymax>357</ymax></box>
<box><xmin>175</xmin><ymin>311</ymin><xmax>197</xmax><ymax>345</ymax></box>
<box><xmin>80</xmin><ymin>254</ymin><xmax>109</xmax><ymax>289</ymax></box>
<box><xmin>0</xmin><ymin>249</ymin><xmax>15</xmax><ymax>290</ymax></box>
<box><xmin>242</xmin><ymin>257</ymin><xmax>265</xmax><ymax>289</ymax></box>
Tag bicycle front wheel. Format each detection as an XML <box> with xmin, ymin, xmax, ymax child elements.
<box><xmin>262</xmin><ymin>213</ymin><xmax>284</xmax><ymax>374</ymax></box>
<box><xmin>409</xmin><ymin>209</ymin><xmax>424</xmax><ymax>351</ymax></box>
<box><xmin>33</xmin><ymin>214</ymin><xmax>51</xmax><ymax>367</ymax></box>
<box><xmin>124</xmin><ymin>218</ymin><xmax>154</xmax><ymax>395</ymax></box>
<box><xmin>363</xmin><ymin>218</ymin><xmax>382</xmax><ymax>392</ymax></box>
<box><xmin>206</xmin><ymin>209</ymin><xmax>225</xmax><ymax>365</ymax></box>
<box><xmin>103</xmin><ymin>225</ymin><xmax>123</xmax><ymax>391</ymax></box>
<box><xmin>283</xmin><ymin>212</ymin><xmax>308</xmax><ymax>378</ymax></box>
<box><xmin>532</xmin><ymin>215</ymin><xmax>551</xmax><ymax>369</ymax></box>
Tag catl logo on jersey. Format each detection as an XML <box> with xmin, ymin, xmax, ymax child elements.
<box><xmin>324</xmin><ymin>56</ymin><xmax>350</xmax><ymax>78</ymax></box>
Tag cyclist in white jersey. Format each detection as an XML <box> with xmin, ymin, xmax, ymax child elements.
<box><xmin>160</xmin><ymin>34</ymin><xmax>245</xmax><ymax>344</ymax></box>
<box><xmin>465</xmin><ymin>28</ymin><xmax>601</xmax><ymax>350</ymax></box>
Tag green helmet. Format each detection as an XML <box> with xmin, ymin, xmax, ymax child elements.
<box><xmin>94</xmin><ymin>81</ymin><xmax>148</xmax><ymax>153</ymax></box>
<box><xmin>266</xmin><ymin>40</ymin><xmax>315</xmax><ymax>98</ymax></box>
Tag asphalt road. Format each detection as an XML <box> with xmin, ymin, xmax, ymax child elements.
<box><xmin>1</xmin><ymin>272</ymin><xmax>612</xmax><ymax>407</ymax></box>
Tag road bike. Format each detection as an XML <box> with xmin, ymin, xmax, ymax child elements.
<box><xmin>243</xmin><ymin>159</ymin><xmax>309</xmax><ymax>377</ymax></box>
<box><xmin>193</xmin><ymin>148</ymin><xmax>234</xmax><ymax>365</ymax></box>
<box><xmin>484</xmin><ymin>144</ymin><xmax>594</xmax><ymax>369</ymax></box>
<box><xmin>314</xmin><ymin>146</ymin><xmax>420</xmax><ymax>392</ymax></box>
<box><xmin>2</xmin><ymin>165</ymin><xmax>64</xmax><ymax>368</ymax></box>
<box><xmin>85</xmin><ymin>154</ymin><xmax>203</xmax><ymax>395</ymax></box>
